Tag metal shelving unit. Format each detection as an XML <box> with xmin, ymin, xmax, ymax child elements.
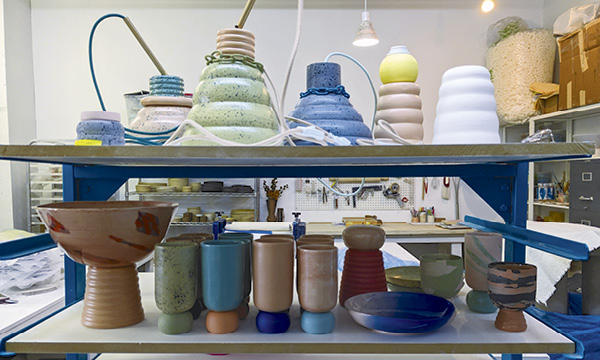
<box><xmin>27</xmin><ymin>163</ymin><xmax>63</xmax><ymax>233</ymax></box>
<box><xmin>0</xmin><ymin>143</ymin><xmax>595</xmax><ymax>360</ymax></box>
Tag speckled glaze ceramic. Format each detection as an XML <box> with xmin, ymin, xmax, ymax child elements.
<box><xmin>464</xmin><ymin>232</ymin><xmax>502</xmax><ymax>313</ymax></box>
<box><xmin>185</xmin><ymin>31</ymin><xmax>278</xmax><ymax>145</ymax></box>
<box><xmin>287</xmin><ymin>62</ymin><xmax>372</xmax><ymax>145</ymax></box>
<box><xmin>154</xmin><ymin>241</ymin><xmax>198</xmax><ymax>314</ymax></box>
<box><xmin>488</xmin><ymin>262</ymin><xmax>537</xmax><ymax>332</ymax></box>
<box><xmin>36</xmin><ymin>201</ymin><xmax>177</xmax><ymax>329</ymax></box>
<box><xmin>420</xmin><ymin>254</ymin><xmax>464</xmax><ymax>299</ymax></box>
<box><xmin>165</xmin><ymin>233</ymin><xmax>213</xmax><ymax>317</ymax></box>
<box><xmin>373</xmin><ymin>82</ymin><xmax>423</xmax><ymax>143</ymax></box>
<box><xmin>76</xmin><ymin>111</ymin><xmax>125</xmax><ymax>146</ymax></box>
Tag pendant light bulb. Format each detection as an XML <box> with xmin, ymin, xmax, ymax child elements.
<box><xmin>352</xmin><ymin>11</ymin><xmax>379</xmax><ymax>47</ymax></box>
<box><xmin>481</xmin><ymin>0</ymin><xmax>495</xmax><ymax>13</ymax></box>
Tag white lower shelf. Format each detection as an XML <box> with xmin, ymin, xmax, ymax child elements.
<box><xmin>6</xmin><ymin>244</ymin><xmax>573</xmax><ymax>356</ymax></box>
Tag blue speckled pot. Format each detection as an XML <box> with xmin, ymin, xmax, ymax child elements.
<box><xmin>287</xmin><ymin>62</ymin><xmax>372</xmax><ymax>145</ymax></box>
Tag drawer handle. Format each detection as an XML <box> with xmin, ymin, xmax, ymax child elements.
<box><xmin>579</xmin><ymin>196</ymin><xmax>594</xmax><ymax>201</ymax></box>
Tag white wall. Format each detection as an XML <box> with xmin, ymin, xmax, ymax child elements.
<box><xmin>30</xmin><ymin>0</ymin><xmax>544</xmax><ymax>143</ymax></box>
<box><xmin>3</xmin><ymin>0</ymin><xmax>559</xmax><ymax>228</ymax></box>
<box><xmin>0</xmin><ymin>0</ymin><xmax>37</xmax><ymax>231</ymax></box>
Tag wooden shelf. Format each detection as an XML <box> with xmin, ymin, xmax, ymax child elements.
<box><xmin>0</xmin><ymin>144</ymin><xmax>594</xmax><ymax>168</ymax></box>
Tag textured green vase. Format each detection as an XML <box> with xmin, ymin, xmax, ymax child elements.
<box><xmin>158</xmin><ymin>312</ymin><xmax>194</xmax><ymax>334</ymax></box>
<box><xmin>154</xmin><ymin>242</ymin><xmax>198</xmax><ymax>314</ymax></box>
<box><xmin>186</xmin><ymin>62</ymin><xmax>279</xmax><ymax>145</ymax></box>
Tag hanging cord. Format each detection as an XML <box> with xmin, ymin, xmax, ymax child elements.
<box><xmin>279</xmin><ymin>0</ymin><xmax>304</xmax><ymax>127</ymax></box>
<box><xmin>89</xmin><ymin>13</ymin><xmax>126</xmax><ymax>111</ymax></box>
<box><xmin>323</xmin><ymin>52</ymin><xmax>378</xmax><ymax>131</ymax></box>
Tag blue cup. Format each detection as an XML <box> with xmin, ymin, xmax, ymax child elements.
<box><xmin>201</xmin><ymin>240</ymin><xmax>245</xmax><ymax>312</ymax></box>
<box><xmin>218</xmin><ymin>233</ymin><xmax>253</xmax><ymax>299</ymax></box>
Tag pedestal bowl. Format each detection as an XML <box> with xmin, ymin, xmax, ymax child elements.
<box><xmin>487</xmin><ymin>262</ymin><xmax>537</xmax><ymax>332</ymax></box>
<box><xmin>37</xmin><ymin>201</ymin><xmax>178</xmax><ymax>329</ymax></box>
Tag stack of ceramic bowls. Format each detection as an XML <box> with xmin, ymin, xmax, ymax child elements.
<box><xmin>339</xmin><ymin>225</ymin><xmax>387</xmax><ymax>307</ymax></box>
<box><xmin>168</xmin><ymin>178</ymin><xmax>189</xmax><ymax>192</ymax></box>
<box><xmin>201</xmin><ymin>181</ymin><xmax>224</xmax><ymax>192</ymax></box>
<box><xmin>230</xmin><ymin>209</ymin><xmax>255</xmax><ymax>222</ymax></box>
<box><xmin>374</xmin><ymin>46</ymin><xmax>424</xmax><ymax>143</ymax></box>
<box><xmin>432</xmin><ymin>65</ymin><xmax>501</xmax><ymax>144</ymax></box>
<box><xmin>287</xmin><ymin>62</ymin><xmax>372</xmax><ymax>145</ymax></box>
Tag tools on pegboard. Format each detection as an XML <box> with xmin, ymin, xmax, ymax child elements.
<box><xmin>294</xmin><ymin>178</ymin><xmax>414</xmax><ymax>211</ymax></box>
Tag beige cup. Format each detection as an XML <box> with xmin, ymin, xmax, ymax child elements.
<box><xmin>298</xmin><ymin>245</ymin><xmax>338</xmax><ymax>313</ymax></box>
<box><xmin>252</xmin><ymin>236</ymin><xmax>294</xmax><ymax>312</ymax></box>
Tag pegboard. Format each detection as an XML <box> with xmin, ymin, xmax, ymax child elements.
<box><xmin>294</xmin><ymin>178</ymin><xmax>414</xmax><ymax>211</ymax></box>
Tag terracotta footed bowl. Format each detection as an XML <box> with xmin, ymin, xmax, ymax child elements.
<box><xmin>36</xmin><ymin>201</ymin><xmax>178</xmax><ymax>329</ymax></box>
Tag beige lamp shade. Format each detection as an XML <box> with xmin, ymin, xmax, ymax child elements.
<box><xmin>352</xmin><ymin>11</ymin><xmax>379</xmax><ymax>47</ymax></box>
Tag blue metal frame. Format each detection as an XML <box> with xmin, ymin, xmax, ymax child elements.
<box><xmin>3</xmin><ymin>159</ymin><xmax>586</xmax><ymax>359</ymax></box>
<box><xmin>0</xmin><ymin>233</ymin><xmax>56</xmax><ymax>260</ymax></box>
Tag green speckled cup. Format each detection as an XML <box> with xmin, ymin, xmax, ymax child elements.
<box><xmin>154</xmin><ymin>241</ymin><xmax>198</xmax><ymax>314</ymax></box>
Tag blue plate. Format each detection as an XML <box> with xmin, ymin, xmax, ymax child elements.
<box><xmin>344</xmin><ymin>292</ymin><xmax>455</xmax><ymax>333</ymax></box>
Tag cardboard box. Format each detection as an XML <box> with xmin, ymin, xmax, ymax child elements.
<box><xmin>541</xmin><ymin>94</ymin><xmax>559</xmax><ymax>114</ymax></box>
<box><xmin>558</xmin><ymin>18</ymin><xmax>600</xmax><ymax>110</ymax></box>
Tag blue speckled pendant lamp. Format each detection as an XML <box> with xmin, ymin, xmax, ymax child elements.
<box><xmin>287</xmin><ymin>62</ymin><xmax>372</xmax><ymax>145</ymax></box>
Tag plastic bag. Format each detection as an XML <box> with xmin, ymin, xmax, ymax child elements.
<box><xmin>486</xmin><ymin>29</ymin><xmax>556</xmax><ymax>125</ymax></box>
<box><xmin>0</xmin><ymin>248</ymin><xmax>63</xmax><ymax>297</ymax></box>
<box><xmin>554</xmin><ymin>3</ymin><xmax>600</xmax><ymax>35</ymax></box>
<box><xmin>487</xmin><ymin>16</ymin><xmax>529</xmax><ymax>47</ymax></box>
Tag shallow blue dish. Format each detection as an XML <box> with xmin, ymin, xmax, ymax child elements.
<box><xmin>344</xmin><ymin>291</ymin><xmax>455</xmax><ymax>333</ymax></box>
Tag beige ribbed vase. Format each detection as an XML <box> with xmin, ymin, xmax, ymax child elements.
<box><xmin>82</xmin><ymin>265</ymin><xmax>144</xmax><ymax>329</ymax></box>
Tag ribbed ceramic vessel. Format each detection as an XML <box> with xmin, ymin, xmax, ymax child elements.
<box><xmin>374</xmin><ymin>82</ymin><xmax>423</xmax><ymax>142</ymax></box>
<box><xmin>339</xmin><ymin>225</ymin><xmax>387</xmax><ymax>306</ymax></box>
<box><xmin>36</xmin><ymin>201</ymin><xmax>177</xmax><ymax>329</ymax></box>
<box><xmin>432</xmin><ymin>65</ymin><xmax>501</xmax><ymax>144</ymax></box>
<box><xmin>488</xmin><ymin>262</ymin><xmax>537</xmax><ymax>332</ymax></box>
<box><xmin>287</xmin><ymin>62</ymin><xmax>372</xmax><ymax>145</ymax></box>
<box><xmin>185</xmin><ymin>28</ymin><xmax>278</xmax><ymax>145</ymax></box>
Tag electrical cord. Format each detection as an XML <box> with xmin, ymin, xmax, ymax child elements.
<box><xmin>323</xmin><ymin>52</ymin><xmax>378</xmax><ymax>131</ymax></box>
<box><xmin>89</xmin><ymin>13</ymin><xmax>125</xmax><ymax>112</ymax></box>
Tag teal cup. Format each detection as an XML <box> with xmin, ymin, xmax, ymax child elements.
<box><xmin>218</xmin><ymin>232</ymin><xmax>253</xmax><ymax>299</ymax></box>
<box><xmin>201</xmin><ymin>240</ymin><xmax>245</xmax><ymax>312</ymax></box>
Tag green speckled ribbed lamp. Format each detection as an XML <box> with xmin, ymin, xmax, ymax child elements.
<box><xmin>185</xmin><ymin>28</ymin><xmax>279</xmax><ymax>145</ymax></box>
